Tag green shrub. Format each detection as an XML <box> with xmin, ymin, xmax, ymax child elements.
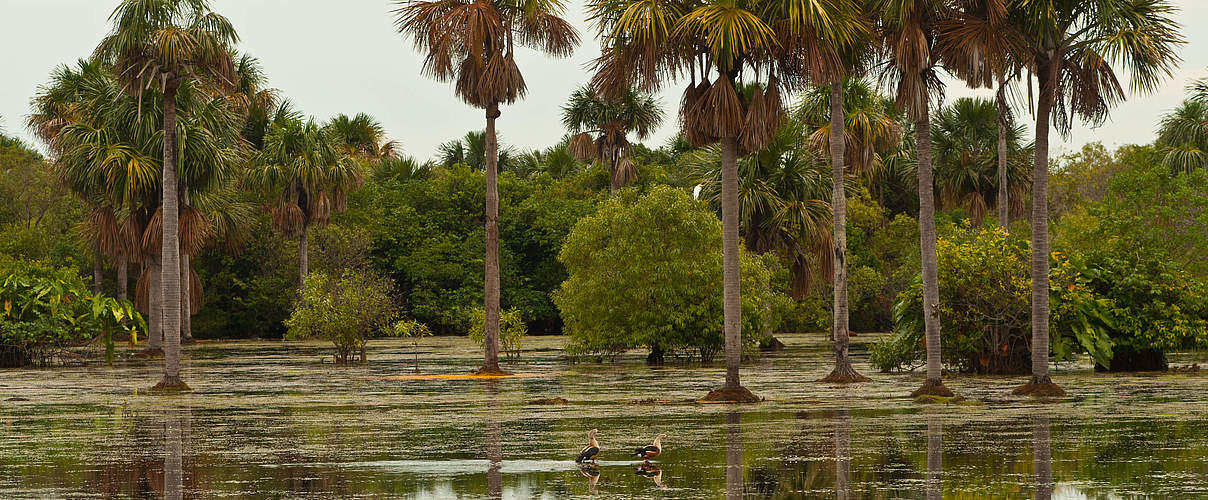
<box><xmin>284</xmin><ymin>269</ymin><xmax>398</xmax><ymax>363</ymax></box>
<box><xmin>0</xmin><ymin>256</ymin><xmax>143</xmax><ymax>367</ymax></box>
<box><xmin>870</xmin><ymin>228</ymin><xmax>1113</xmax><ymax>374</ymax></box>
<box><xmin>555</xmin><ymin>186</ymin><xmax>771</xmax><ymax>362</ymax></box>
<box><xmin>467</xmin><ymin>308</ymin><xmax>527</xmax><ymax>362</ymax></box>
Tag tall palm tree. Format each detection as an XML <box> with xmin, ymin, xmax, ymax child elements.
<box><xmin>562</xmin><ymin>85</ymin><xmax>664</xmax><ymax>193</ymax></box>
<box><xmin>879</xmin><ymin>0</ymin><xmax>955</xmax><ymax>397</ymax></box>
<box><xmin>590</xmin><ymin>0</ymin><xmax>866</xmax><ymax>399</ymax></box>
<box><xmin>395</xmin><ymin>0</ymin><xmax>579</xmax><ymax>375</ymax></box>
<box><xmin>95</xmin><ymin>0</ymin><xmax>239</xmax><ymax>391</ymax></box>
<box><xmin>796</xmin><ymin>78</ymin><xmax>904</xmax><ymax>197</ymax></box>
<box><xmin>326</xmin><ymin>112</ymin><xmax>399</xmax><ymax>163</ymax></box>
<box><xmin>1009</xmin><ymin>0</ymin><xmax>1182</xmax><ymax>396</ymax></box>
<box><xmin>931</xmin><ymin>97</ymin><xmax>1031</xmax><ymax>225</ymax></box>
<box><xmin>247</xmin><ymin>107</ymin><xmax>364</xmax><ymax>287</ymax></box>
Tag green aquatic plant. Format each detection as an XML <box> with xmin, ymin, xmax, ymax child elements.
<box><xmin>284</xmin><ymin>269</ymin><xmax>398</xmax><ymax>364</ymax></box>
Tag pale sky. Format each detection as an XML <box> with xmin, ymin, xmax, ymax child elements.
<box><xmin>2</xmin><ymin>0</ymin><xmax>1206</xmax><ymax>160</ymax></box>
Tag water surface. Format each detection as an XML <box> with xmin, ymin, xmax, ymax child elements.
<box><xmin>0</xmin><ymin>334</ymin><xmax>1205</xmax><ymax>498</ymax></box>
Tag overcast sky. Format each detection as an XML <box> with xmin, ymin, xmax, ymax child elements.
<box><xmin>2</xmin><ymin>0</ymin><xmax>1206</xmax><ymax>161</ymax></box>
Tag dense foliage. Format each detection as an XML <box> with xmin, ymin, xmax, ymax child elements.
<box><xmin>556</xmin><ymin>187</ymin><xmax>772</xmax><ymax>362</ymax></box>
<box><xmin>0</xmin><ymin>256</ymin><xmax>143</xmax><ymax>367</ymax></box>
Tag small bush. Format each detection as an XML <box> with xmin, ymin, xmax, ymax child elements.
<box><xmin>285</xmin><ymin>269</ymin><xmax>398</xmax><ymax>364</ymax></box>
<box><xmin>467</xmin><ymin>308</ymin><xmax>526</xmax><ymax>362</ymax></box>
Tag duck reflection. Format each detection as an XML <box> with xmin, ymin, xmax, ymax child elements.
<box><xmin>1033</xmin><ymin>415</ymin><xmax>1052</xmax><ymax>500</ymax></box>
<box><xmin>579</xmin><ymin>463</ymin><xmax>601</xmax><ymax>493</ymax></box>
<box><xmin>926</xmin><ymin>416</ymin><xmax>942</xmax><ymax>500</ymax></box>
<box><xmin>725</xmin><ymin>411</ymin><xmax>743</xmax><ymax>499</ymax></box>
<box><xmin>834</xmin><ymin>408</ymin><xmax>851</xmax><ymax>500</ymax></box>
<box><xmin>485</xmin><ymin>381</ymin><xmax>502</xmax><ymax>500</ymax></box>
<box><xmin>635</xmin><ymin>462</ymin><xmax>665</xmax><ymax>488</ymax></box>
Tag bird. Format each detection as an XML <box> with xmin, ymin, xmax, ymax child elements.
<box><xmin>633</xmin><ymin>433</ymin><xmax>666</xmax><ymax>462</ymax></box>
<box><xmin>575</xmin><ymin>429</ymin><xmax>600</xmax><ymax>463</ymax></box>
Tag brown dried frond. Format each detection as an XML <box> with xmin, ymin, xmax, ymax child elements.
<box><xmin>188</xmin><ymin>267</ymin><xmax>203</xmax><ymax>315</ymax></box>
<box><xmin>519</xmin><ymin>13</ymin><xmax>580</xmax><ymax>58</ymax></box>
<box><xmin>310</xmin><ymin>192</ymin><xmax>332</xmax><ymax>228</ymax></box>
<box><xmin>569</xmin><ymin>132</ymin><xmax>597</xmax><ymax>162</ymax></box>
<box><xmin>178</xmin><ymin>204</ymin><xmax>210</xmax><ymax>256</ymax></box>
<box><xmin>270</xmin><ymin>203</ymin><xmax>305</xmax><ymax>237</ymax></box>
<box><xmin>697</xmin><ymin>76</ymin><xmax>744</xmax><ymax>140</ymax></box>
<box><xmin>135</xmin><ymin>266</ymin><xmax>149</xmax><ymax>313</ymax></box>
<box><xmin>614</xmin><ymin>156</ymin><xmax>637</xmax><ymax>188</ymax></box>
<box><xmin>142</xmin><ymin>208</ymin><xmax>162</xmax><ymax>257</ymax></box>
<box><xmin>118</xmin><ymin>215</ymin><xmax>143</xmax><ymax>262</ymax></box>
<box><xmin>680</xmin><ymin>80</ymin><xmax>716</xmax><ymax>147</ymax></box>
<box><xmin>740</xmin><ymin>86</ymin><xmax>775</xmax><ymax>153</ymax></box>
<box><xmin>88</xmin><ymin>206</ymin><xmax>123</xmax><ymax>257</ymax></box>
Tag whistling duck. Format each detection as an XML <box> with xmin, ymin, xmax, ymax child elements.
<box><xmin>635</xmin><ymin>463</ymin><xmax>665</xmax><ymax>488</ymax></box>
<box><xmin>575</xmin><ymin>429</ymin><xmax>601</xmax><ymax>463</ymax></box>
<box><xmin>633</xmin><ymin>433</ymin><xmax>666</xmax><ymax>461</ymax></box>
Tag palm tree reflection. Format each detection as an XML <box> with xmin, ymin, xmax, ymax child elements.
<box><xmin>926</xmin><ymin>416</ymin><xmax>942</xmax><ymax>500</ymax></box>
<box><xmin>726</xmin><ymin>411</ymin><xmax>743</xmax><ymax>499</ymax></box>
<box><xmin>834</xmin><ymin>408</ymin><xmax>851</xmax><ymax>500</ymax></box>
<box><xmin>1033</xmin><ymin>415</ymin><xmax>1052</xmax><ymax>500</ymax></box>
<box><xmin>163</xmin><ymin>406</ymin><xmax>187</xmax><ymax>500</ymax></box>
<box><xmin>485</xmin><ymin>381</ymin><xmax>502</xmax><ymax>499</ymax></box>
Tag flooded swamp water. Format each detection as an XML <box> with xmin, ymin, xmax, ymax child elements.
<box><xmin>0</xmin><ymin>333</ymin><xmax>1205</xmax><ymax>498</ymax></box>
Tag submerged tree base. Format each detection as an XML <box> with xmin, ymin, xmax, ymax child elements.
<box><xmin>1012</xmin><ymin>375</ymin><xmax>1066</xmax><ymax>397</ymax></box>
<box><xmin>820</xmin><ymin>363</ymin><xmax>872</xmax><ymax>384</ymax></box>
<box><xmin>912</xmin><ymin>377</ymin><xmax>955</xmax><ymax>397</ymax></box>
<box><xmin>473</xmin><ymin>366</ymin><xmax>513</xmax><ymax>377</ymax></box>
<box><xmin>150</xmin><ymin>377</ymin><xmax>191</xmax><ymax>393</ymax></box>
<box><xmin>701</xmin><ymin>385</ymin><xmax>761</xmax><ymax>403</ymax></box>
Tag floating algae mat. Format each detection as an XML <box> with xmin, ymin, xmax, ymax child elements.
<box><xmin>1</xmin><ymin>334</ymin><xmax>1207</xmax><ymax>498</ymax></box>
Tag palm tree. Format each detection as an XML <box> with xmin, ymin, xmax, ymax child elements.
<box><xmin>688</xmin><ymin>115</ymin><xmax>834</xmax><ymax>300</ymax></box>
<box><xmin>590</xmin><ymin>0</ymin><xmax>866</xmax><ymax>399</ymax></box>
<box><xmin>562</xmin><ymin>85</ymin><xmax>664</xmax><ymax>193</ymax></box>
<box><xmin>514</xmin><ymin>138</ymin><xmax>581</xmax><ymax>179</ymax></box>
<box><xmin>879</xmin><ymin>0</ymin><xmax>956</xmax><ymax>397</ymax></box>
<box><xmin>436</xmin><ymin>130</ymin><xmax>516</xmax><ymax>171</ymax></box>
<box><xmin>326</xmin><ymin>113</ymin><xmax>399</xmax><ymax>163</ymax></box>
<box><xmin>95</xmin><ymin>0</ymin><xmax>240</xmax><ymax>391</ymax></box>
<box><xmin>247</xmin><ymin>107</ymin><xmax>364</xmax><ymax>288</ymax></box>
<box><xmin>395</xmin><ymin>0</ymin><xmax>579</xmax><ymax>375</ymax></box>
<box><xmin>931</xmin><ymin>97</ymin><xmax>1031</xmax><ymax>225</ymax></box>
<box><xmin>1009</xmin><ymin>0</ymin><xmax>1182</xmax><ymax>396</ymax></box>
<box><xmin>796</xmin><ymin>78</ymin><xmax>904</xmax><ymax>197</ymax></box>
<box><xmin>1157</xmin><ymin>97</ymin><xmax>1208</xmax><ymax>173</ymax></box>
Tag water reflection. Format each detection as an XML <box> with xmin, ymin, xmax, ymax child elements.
<box><xmin>926</xmin><ymin>416</ymin><xmax>942</xmax><ymax>500</ymax></box>
<box><xmin>579</xmin><ymin>463</ymin><xmax>600</xmax><ymax>493</ymax></box>
<box><xmin>485</xmin><ymin>381</ymin><xmax>502</xmax><ymax>499</ymax></box>
<box><xmin>1034</xmin><ymin>414</ymin><xmax>1052</xmax><ymax>500</ymax></box>
<box><xmin>726</xmin><ymin>411</ymin><xmax>743</xmax><ymax>499</ymax></box>
<box><xmin>834</xmin><ymin>409</ymin><xmax>851</xmax><ymax>500</ymax></box>
<box><xmin>164</xmin><ymin>406</ymin><xmax>185</xmax><ymax>500</ymax></box>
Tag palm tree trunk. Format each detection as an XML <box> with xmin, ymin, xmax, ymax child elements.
<box><xmin>117</xmin><ymin>256</ymin><xmax>128</xmax><ymax>302</ymax></box>
<box><xmin>834</xmin><ymin>408</ymin><xmax>851</xmax><ymax>500</ymax></box>
<box><xmin>1015</xmin><ymin>55</ymin><xmax>1063</xmax><ymax>396</ymax></box>
<box><xmin>92</xmin><ymin>248</ymin><xmax>104</xmax><ymax>294</ymax></box>
<box><xmin>480</xmin><ymin>102</ymin><xmax>504</xmax><ymax>375</ymax></box>
<box><xmin>149</xmin><ymin>258</ymin><xmax>162</xmax><ymax>352</ymax></box>
<box><xmin>298</xmin><ymin>225</ymin><xmax>308</xmax><ymax>288</ymax></box>
<box><xmin>154</xmin><ymin>81</ymin><xmax>187</xmax><ymax>391</ymax></box>
<box><xmin>180</xmin><ymin>188</ymin><xmax>192</xmax><ymax>344</ymax></box>
<box><xmin>996</xmin><ymin>82</ymin><xmax>1010</xmax><ymax>230</ymax></box>
<box><xmin>926</xmin><ymin>416</ymin><xmax>943</xmax><ymax>500</ymax></box>
<box><xmin>913</xmin><ymin>113</ymin><xmax>951</xmax><ymax>397</ymax></box>
<box><xmin>822</xmin><ymin>78</ymin><xmax>869</xmax><ymax>383</ymax></box>
<box><xmin>720</xmin><ymin>136</ymin><xmax>742</xmax><ymax>390</ymax></box>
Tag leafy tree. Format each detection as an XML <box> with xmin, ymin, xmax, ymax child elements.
<box><xmin>94</xmin><ymin>0</ymin><xmax>241</xmax><ymax>391</ymax></box>
<box><xmin>395</xmin><ymin>0</ymin><xmax>579</xmax><ymax>375</ymax></box>
<box><xmin>1009</xmin><ymin>0</ymin><xmax>1183</xmax><ymax>396</ymax></box>
<box><xmin>562</xmin><ymin>86</ymin><xmax>664</xmax><ymax>193</ymax></box>
<box><xmin>556</xmin><ymin>186</ymin><xmax>771</xmax><ymax>364</ymax></box>
<box><xmin>436</xmin><ymin>130</ymin><xmax>516</xmax><ymax>171</ymax></box>
<box><xmin>391</xmin><ymin>319</ymin><xmax>432</xmax><ymax>372</ymax></box>
<box><xmin>468</xmin><ymin>308</ymin><xmax>526</xmax><ymax>362</ymax></box>
<box><xmin>284</xmin><ymin>269</ymin><xmax>398</xmax><ymax>363</ymax></box>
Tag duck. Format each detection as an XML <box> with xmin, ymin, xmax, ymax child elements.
<box><xmin>633</xmin><ymin>433</ymin><xmax>666</xmax><ymax>462</ymax></box>
<box><xmin>575</xmin><ymin>429</ymin><xmax>601</xmax><ymax>463</ymax></box>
